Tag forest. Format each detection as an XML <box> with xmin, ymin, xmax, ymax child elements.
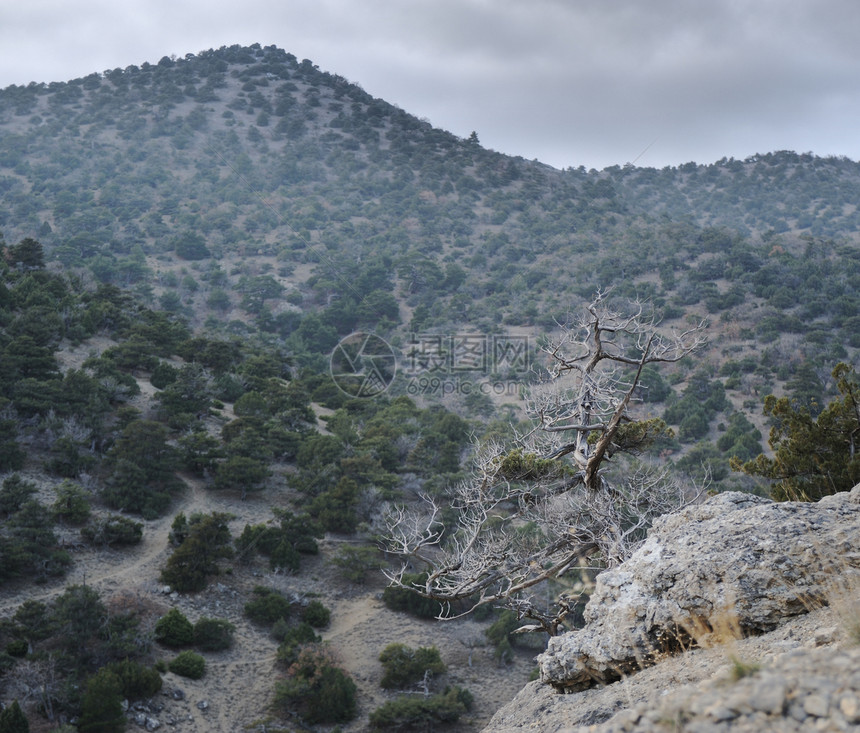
<box><xmin>0</xmin><ymin>43</ymin><xmax>858</xmax><ymax>731</ymax></box>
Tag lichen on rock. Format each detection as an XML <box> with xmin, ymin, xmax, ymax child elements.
<box><xmin>538</xmin><ymin>486</ymin><xmax>860</xmax><ymax>692</ymax></box>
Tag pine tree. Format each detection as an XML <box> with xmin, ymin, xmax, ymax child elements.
<box><xmin>734</xmin><ymin>363</ymin><xmax>860</xmax><ymax>500</ymax></box>
<box><xmin>0</xmin><ymin>699</ymin><xmax>29</xmax><ymax>733</ymax></box>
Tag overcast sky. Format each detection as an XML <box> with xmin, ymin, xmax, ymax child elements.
<box><xmin>2</xmin><ymin>0</ymin><xmax>859</xmax><ymax>170</ymax></box>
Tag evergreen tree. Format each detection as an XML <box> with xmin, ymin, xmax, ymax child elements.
<box><xmin>160</xmin><ymin>513</ymin><xmax>233</xmax><ymax>592</ymax></box>
<box><xmin>78</xmin><ymin>668</ymin><xmax>125</xmax><ymax>733</ymax></box>
<box><xmin>0</xmin><ymin>699</ymin><xmax>29</xmax><ymax>733</ymax></box>
<box><xmin>734</xmin><ymin>363</ymin><xmax>860</xmax><ymax>500</ymax></box>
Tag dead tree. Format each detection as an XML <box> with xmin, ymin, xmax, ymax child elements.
<box><xmin>383</xmin><ymin>291</ymin><xmax>708</xmax><ymax>635</ymax></box>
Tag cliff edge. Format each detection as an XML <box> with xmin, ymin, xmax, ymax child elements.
<box><xmin>486</xmin><ymin>486</ymin><xmax>860</xmax><ymax>732</ymax></box>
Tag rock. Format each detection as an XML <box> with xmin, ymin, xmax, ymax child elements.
<box><xmin>839</xmin><ymin>694</ymin><xmax>860</xmax><ymax>723</ymax></box>
<box><xmin>812</xmin><ymin>626</ymin><xmax>838</xmax><ymax>646</ymax></box>
<box><xmin>539</xmin><ymin>487</ymin><xmax>860</xmax><ymax>691</ymax></box>
<box><xmin>749</xmin><ymin>675</ymin><xmax>787</xmax><ymax>715</ymax></box>
<box><xmin>488</xmin><ymin>642</ymin><xmax>860</xmax><ymax>732</ymax></box>
<box><xmin>803</xmin><ymin>693</ymin><xmax>831</xmax><ymax>718</ymax></box>
<box><xmin>196</xmin><ymin>700</ymin><xmax>209</xmax><ymax>711</ymax></box>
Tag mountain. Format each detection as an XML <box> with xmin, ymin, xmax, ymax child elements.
<box><xmin>0</xmin><ymin>43</ymin><xmax>859</xmax><ymax>731</ymax></box>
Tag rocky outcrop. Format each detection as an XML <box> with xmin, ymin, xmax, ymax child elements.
<box><xmin>539</xmin><ymin>487</ymin><xmax>860</xmax><ymax>691</ymax></box>
<box><xmin>485</xmin><ymin>487</ymin><xmax>860</xmax><ymax>732</ymax></box>
<box><xmin>485</xmin><ymin>608</ymin><xmax>859</xmax><ymax>732</ymax></box>
<box><xmin>599</xmin><ymin>643</ymin><xmax>860</xmax><ymax>733</ymax></box>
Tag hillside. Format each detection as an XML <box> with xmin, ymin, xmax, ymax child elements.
<box><xmin>0</xmin><ymin>43</ymin><xmax>859</xmax><ymax>731</ymax></box>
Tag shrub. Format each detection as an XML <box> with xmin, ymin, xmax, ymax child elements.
<box><xmin>302</xmin><ymin>600</ymin><xmax>331</xmax><ymax>629</ymax></box>
<box><xmin>168</xmin><ymin>650</ymin><xmax>206</xmax><ymax>679</ymax></box>
<box><xmin>330</xmin><ymin>544</ymin><xmax>383</xmax><ymax>584</ymax></box>
<box><xmin>275</xmin><ymin>622</ymin><xmax>320</xmax><ymax>666</ymax></box>
<box><xmin>244</xmin><ymin>586</ymin><xmax>291</xmax><ymax>626</ymax></box>
<box><xmin>5</xmin><ymin>639</ymin><xmax>28</xmax><ymax>658</ymax></box>
<box><xmin>369</xmin><ymin>686</ymin><xmax>472</xmax><ymax>730</ymax></box>
<box><xmin>78</xmin><ymin>668</ymin><xmax>125</xmax><ymax>733</ymax></box>
<box><xmin>485</xmin><ymin>609</ymin><xmax>536</xmax><ymax>663</ymax></box>
<box><xmin>193</xmin><ymin>617</ymin><xmax>235</xmax><ymax>651</ymax></box>
<box><xmin>160</xmin><ymin>512</ymin><xmax>233</xmax><ymax>592</ymax></box>
<box><xmin>0</xmin><ymin>699</ymin><xmax>28</xmax><ymax>733</ymax></box>
<box><xmin>274</xmin><ymin>645</ymin><xmax>357</xmax><ymax>725</ymax></box>
<box><xmin>51</xmin><ymin>481</ymin><xmax>91</xmax><ymax>524</ymax></box>
<box><xmin>381</xmin><ymin>573</ymin><xmax>440</xmax><ymax>619</ymax></box>
<box><xmin>379</xmin><ymin>643</ymin><xmax>446</xmax><ymax>689</ymax></box>
<box><xmin>106</xmin><ymin>659</ymin><xmax>163</xmax><ymax>700</ymax></box>
<box><xmin>81</xmin><ymin>515</ymin><xmax>144</xmax><ymax>546</ymax></box>
<box><xmin>154</xmin><ymin>608</ymin><xmax>193</xmax><ymax>648</ymax></box>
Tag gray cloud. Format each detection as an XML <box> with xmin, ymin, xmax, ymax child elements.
<box><xmin>2</xmin><ymin>0</ymin><xmax>859</xmax><ymax>169</ymax></box>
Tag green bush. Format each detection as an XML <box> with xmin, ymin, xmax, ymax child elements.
<box><xmin>302</xmin><ymin>600</ymin><xmax>331</xmax><ymax>629</ymax></box>
<box><xmin>81</xmin><ymin>515</ymin><xmax>144</xmax><ymax>545</ymax></box>
<box><xmin>51</xmin><ymin>481</ymin><xmax>91</xmax><ymax>524</ymax></box>
<box><xmin>275</xmin><ymin>622</ymin><xmax>321</xmax><ymax>666</ymax></box>
<box><xmin>0</xmin><ymin>699</ymin><xmax>28</xmax><ymax>733</ymax></box>
<box><xmin>244</xmin><ymin>586</ymin><xmax>292</xmax><ymax>626</ymax></box>
<box><xmin>330</xmin><ymin>544</ymin><xmax>383</xmax><ymax>584</ymax></box>
<box><xmin>485</xmin><ymin>609</ymin><xmax>536</xmax><ymax>663</ymax></box>
<box><xmin>381</xmin><ymin>573</ymin><xmax>440</xmax><ymax>619</ymax></box>
<box><xmin>273</xmin><ymin>645</ymin><xmax>356</xmax><ymax>725</ymax></box>
<box><xmin>5</xmin><ymin>639</ymin><xmax>28</xmax><ymax>658</ymax></box>
<box><xmin>168</xmin><ymin>650</ymin><xmax>206</xmax><ymax>679</ymax></box>
<box><xmin>369</xmin><ymin>686</ymin><xmax>472</xmax><ymax>730</ymax></box>
<box><xmin>378</xmin><ymin>643</ymin><xmax>446</xmax><ymax>689</ymax></box>
<box><xmin>106</xmin><ymin>659</ymin><xmax>163</xmax><ymax>700</ymax></box>
<box><xmin>154</xmin><ymin>608</ymin><xmax>194</xmax><ymax>648</ymax></box>
<box><xmin>78</xmin><ymin>668</ymin><xmax>125</xmax><ymax>733</ymax></box>
<box><xmin>160</xmin><ymin>512</ymin><xmax>234</xmax><ymax>592</ymax></box>
<box><xmin>193</xmin><ymin>617</ymin><xmax>235</xmax><ymax>651</ymax></box>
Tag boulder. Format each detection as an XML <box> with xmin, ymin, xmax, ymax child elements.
<box><xmin>539</xmin><ymin>487</ymin><xmax>860</xmax><ymax>691</ymax></box>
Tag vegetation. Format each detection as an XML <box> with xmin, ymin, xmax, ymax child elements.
<box><xmin>0</xmin><ymin>585</ymin><xmax>154</xmax><ymax>727</ymax></box>
<box><xmin>244</xmin><ymin>586</ymin><xmax>292</xmax><ymax>626</ymax></box>
<box><xmin>369</xmin><ymin>686</ymin><xmax>473</xmax><ymax>731</ymax></box>
<box><xmin>384</xmin><ymin>294</ymin><xmax>707</xmax><ymax>634</ymax></box>
<box><xmin>378</xmin><ymin>643</ymin><xmax>446</xmax><ymax>689</ymax></box>
<box><xmin>301</xmin><ymin>600</ymin><xmax>331</xmax><ymax>629</ymax></box>
<box><xmin>78</xmin><ymin>667</ymin><xmax>126</xmax><ymax>733</ymax></box>
<box><xmin>193</xmin><ymin>617</ymin><xmax>236</xmax><ymax>651</ymax></box>
<box><xmin>0</xmin><ymin>42</ymin><xmax>859</xmax><ymax>731</ymax></box>
<box><xmin>160</xmin><ymin>512</ymin><xmax>234</xmax><ymax>592</ymax></box>
<box><xmin>733</xmin><ymin>363</ymin><xmax>860</xmax><ymax>500</ymax></box>
<box><xmin>0</xmin><ymin>700</ymin><xmax>29</xmax><ymax>733</ymax></box>
<box><xmin>154</xmin><ymin>608</ymin><xmax>194</xmax><ymax>648</ymax></box>
<box><xmin>168</xmin><ymin>650</ymin><xmax>206</xmax><ymax>679</ymax></box>
<box><xmin>274</xmin><ymin>645</ymin><xmax>357</xmax><ymax>725</ymax></box>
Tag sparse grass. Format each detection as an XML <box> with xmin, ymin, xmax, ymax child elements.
<box><xmin>677</xmin><ymin>605</ymin><xmax>745</xmax><ymax>651</ymax></box>
<box><xmin>825</xmin><ymin>567</ymin><xmax>860</xmax><ymax>646</ymax></box>
<box><xmin>727</xmin><ymin>654</ymin><xmax>761</xmax><ymax>681</ymax></box>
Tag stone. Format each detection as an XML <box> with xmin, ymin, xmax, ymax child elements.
<box><xmin>750</xmin><ymin>677</ymin><xmax>787</xmax><ymax>715</ymax></box>
<box><xmin>813</xmin><ymin>626</ymin><xmax>838</xmax><ymax>646</ymax></box>
<box><xmin>803</xmin><ymin>693</ymin><xmax>831</xmax><ymax>718</ymax></box>
<box><xmin>705</xmin><ymin>704</ymin><xmax>738</xmax><ymax>721</ymax></box>
<box><xmin>539</xmin><ymin>487</ymin><xmax>860</xmax><ymax>691</ymax></box>
<box><xmin>839</xmin><ymin>694</ymin><xmax>860</xmax><ymax>723</ymax></box>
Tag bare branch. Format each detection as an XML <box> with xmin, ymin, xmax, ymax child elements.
<box><xmin>382</xmin><ymin>293</ymin><xmax>707</xmax><ymax>634</ymax></box>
